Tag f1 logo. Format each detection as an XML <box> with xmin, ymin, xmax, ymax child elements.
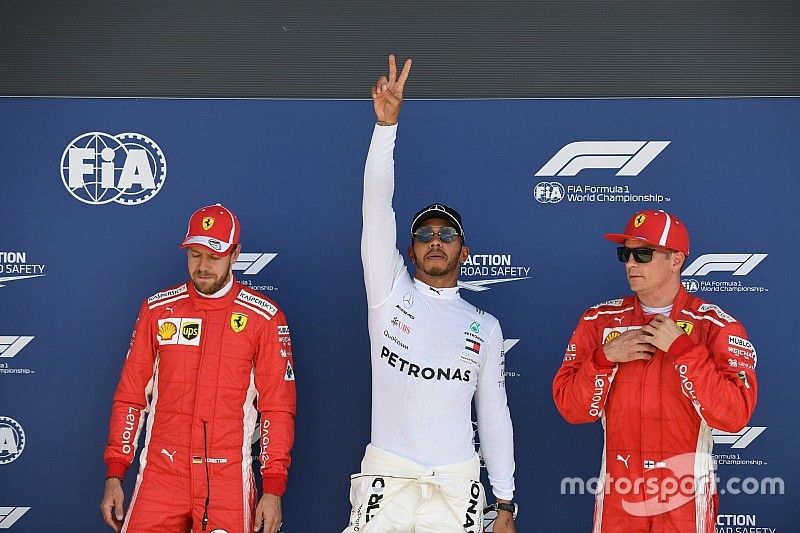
<box><xmin>503</xmin><ymin>339</ymin><xmax>520</xmax><ymax>353</ymax></box>
<box><xmin>0</xmin><ymin>507</ymin><xmax>30</xmax><ymax>528</ymax></box>
<box><xmin>712</xmin><ymin>426</ymin><xmax>766</xmax><ymax>449</ymax></box>
<box><xmin>536</xmin><ymin>141</ymin><xmax>670</xmax><ymax>177</ymax></box>
<box><xmin>232</xmin><ymin>253</ymin><xmax>277</xmax><ymax>275</ymax></box>
<box><xmin>682</xmin><ymin>254</ymin><xmax>767</xmax><ymax>276</ymax></box>
<box><xmin>0</xmin><ymin>337</ymin><xmax>33</xmax><ymax>359</ymax></box>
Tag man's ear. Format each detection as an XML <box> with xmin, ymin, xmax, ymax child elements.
<box><xmin>460</xmin><ymin>245</ymin><xmax>470</xmax><ymax>264</ymax></box>
<box><xmin>672</xmin><ymin>251</ymin><xmax>685</xmax><ymax>272</ymax></box>
<box><xmin>408</xmin><ymin>244</ymin><xmax>416</xmax><ymax>264</ymax></box>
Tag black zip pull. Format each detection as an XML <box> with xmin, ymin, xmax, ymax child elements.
<box><xmin>202</xmin><ymin>419</ymin><xmax>211</xmax><ymax>531</ymax></box>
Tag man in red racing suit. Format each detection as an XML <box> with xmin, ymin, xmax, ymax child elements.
<box><xmin>101</xmin><ymin>204</ymin><xmax>296</xmax><ymax>533</ymax></box>
<box><xmin>553</xmin><ymin>210</ymin><xmax>757</xmax><ymax>533</ymax></box>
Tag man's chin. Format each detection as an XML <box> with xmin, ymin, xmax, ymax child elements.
<box><xmin>192</xmin><ymin>278</ymin><xmax>220</xmax><ymax>295</ymax></box>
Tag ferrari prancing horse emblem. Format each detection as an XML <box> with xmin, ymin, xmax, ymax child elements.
<box><xmin>231</xmin><ymin>313</ymin><xmax>248</xmax><ymax>332</ymax></box>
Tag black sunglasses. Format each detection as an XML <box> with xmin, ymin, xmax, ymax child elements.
<box><xmin>617</xmin><ymin>246</ymin><xmax>656</xmax><ymax>263</ymax></box>
<box><xmin>412</xmin><ymin>226</ymin><xmax>460</xmax><ymax>243</ymax></box>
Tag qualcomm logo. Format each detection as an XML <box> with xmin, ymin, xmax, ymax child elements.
<box><xmin>0</xmin><ymin>417</ymin><xmax>25</xmax><ymax>465</ymax></box>
<box><xmin>536</xmin><ymin>141</ymin><xmax>670</xmax><ymax>177</ymax></box>
<box><xmin>682</xmin><ymin>254</ymin><xmax>767</xmax><ymax>276</ymax></box>
<box><xmin>0</xmin><ymin>337</ymin><xmax>33</xmax><ymax>359</ymax></box>
<box><xmin>459</xmin><ymin>254</ymin><xmax>531</xmax><ymax>292</ymax></box>
<box><xmin>712</xmin><ymin>426</ymin><xmax>766</xmax><ymax>449</ymax></box>
<box><xmin>61</xmin><ymin>132</ymin><xmax>166</xmax><ymax>205</ymax></box>
<box><xmin>0</xmin><ymin>507</ymin><xmax>30</xmax><ymax>529</ymax></box>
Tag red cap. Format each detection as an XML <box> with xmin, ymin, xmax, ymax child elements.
<box><xmin>604</xmin><ymin>210</ymin><xmax>689</xmax><ymax>255</ymax></box>
<box><xmin>179</xmin><ymin>204</ymin><xmax>240</xmax><ymax>255</ymax></box>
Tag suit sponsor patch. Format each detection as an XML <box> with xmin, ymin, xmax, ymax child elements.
<box><xmin>236</xmin><ymin>289</ymin><xmax>278</xmax><ymax>316</ymax></box>
<box><xmin>158</xmin><ymin>318</ymin><xmax>202</xmax><ymax>346</ymax></box>
<box><xmin>698</xmin><ymin>303</ymin><xmax>736</xmax><ymax>323</ymax></box>
<box><xmin>602</xmin><ymin>326</ymin><xmax>641</xmax><ymax>344</ymax></box>
<box><xmin>728</xmin><ymin>335</ymin><xmax>757</xmax><ymax>367</ymax></box>
<box><xmin>147</xmin><ymin>285</ymin><xmax>187</xmax><ymax>304</ymax></box>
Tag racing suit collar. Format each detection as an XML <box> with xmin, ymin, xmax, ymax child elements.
<box><xmin>633</xmin><ymin>285</ymin><xmax>690</xmax><ymax>323</ymax></box>
<box><xmin>187</xmin><ymin>276</ymin><xmax>240</xmax><ymax>309</ymax></box>
<box><xmin>413</xmin><ymin>278</ymin><xmax>460</xmax><ymax>300</ymax></box>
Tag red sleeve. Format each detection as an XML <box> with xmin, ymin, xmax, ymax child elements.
<box><xmin>103</xmin><ymin>300</ymin><xmax>156</xmax><ymax>479</ymax></box>
<box><xmin>668</xmin><ymin>322</ymin><xmax>758</xmax><ymax>432</ymax></box>
<box><xmin>255</xmin><ymin>309</ymin><xmax>297</xmax><ymax>496</ymax></box>
<box><xmin>552</xmin><ymin>315</ymin><xmax>617</xmax><ymax>424</ymax></box>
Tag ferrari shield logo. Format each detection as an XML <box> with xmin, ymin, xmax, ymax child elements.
<box><xmin>634</xmin><ymin>213</ymin><xmax>646</xmax><ymax>227</ymax></box>
<box><xmin>231</xmin><ymin>313</ymin><xmax>248</xmax><ymax>332</ymax></box>
<box><xmin>284</xmin><ymin>361</ymin><xmax>295</xmax><ymax>381</ymax></box>
<box><xmin>676</xmin><ymin>320</ymin><xmax>694</xmax><ymax>335</ymax></box>
<box><xmin>202</xmin><ymin>217</ymin><xmax>215</xmax><ymax>230</ymax></box>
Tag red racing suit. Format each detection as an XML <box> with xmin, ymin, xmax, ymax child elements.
<box><xmin>104</xmin><ymin>280</ymin><xmax>296</xmax><ymax>533</ymax></box>
<box><xmin>553</xmin><ymin>287</ymin><xmax>757</xmax><ymax>533</ymax></box>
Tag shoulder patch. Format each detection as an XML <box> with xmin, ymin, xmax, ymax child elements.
<box><xmin>147</xmin><ymin>284</ymin><xmax>187</xmax><ymax>304</ymax></box>
<box><xmin>591</xmin><ymin>298</ymin><xmax>624</xmax><ymax>309</ymax></box>
<box><xmin>697</xmin><ymin>303</ymin><xmax>737</xmax><ymax>324</ymax></box>
<box><xmin>147</xmin><ymin>284</ymin><xmax>189</xmax><ymax>309</ymax></box>
<box><xmin>236</xmin><ymin>289</ymin><xmax>278</xmax><ymax>317</ymax></box>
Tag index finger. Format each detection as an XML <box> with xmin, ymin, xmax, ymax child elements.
<box><xmin>398</xmin><ymin>58</ymin><xmax>413</xmax><ymax>86</ymax></box>
<box><xmin>388</xmin><ymin>54</ymin><xmax>397</xmax><ymax>82</ymax></box>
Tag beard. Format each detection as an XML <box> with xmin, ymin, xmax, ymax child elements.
<box><xmin>414</xmin><ymin>247</ymin><xmax>462</xmax><ymax>277</ymax></box>
<box><xmin>191</xmin><ymin>268</ymin><xmax>231</xmax><ymax>295</ymax></box>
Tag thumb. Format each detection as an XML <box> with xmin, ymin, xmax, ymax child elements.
<box><xmin>384</xmin><ymin>91</ymin><xmax>402</xmax><ymax>108</ymax></box>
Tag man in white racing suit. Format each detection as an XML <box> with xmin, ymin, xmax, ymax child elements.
<box><xmin>343</xmin><ymin>55</ymin><xmax>517</xmax><ymax>533</ymax></box>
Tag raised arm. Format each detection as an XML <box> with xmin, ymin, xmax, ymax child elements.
<box><xmin>361</xmin><ymin>55</ymin><xmax>414</xmax><ymax>307</ymax></box>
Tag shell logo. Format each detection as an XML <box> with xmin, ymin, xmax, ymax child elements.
<box><xmin>159</xmin><ymin>321</ymin><xmax>178</xmax><ymax>341</ymax></box>
<box><xmin>604</xmin><ymin>331</ymin><xmax>621</xmax><ymax>344</ymax></box>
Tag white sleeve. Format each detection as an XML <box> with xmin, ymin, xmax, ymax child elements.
<box><xmin>361</xmin><ymin>123</ymin><xmax>409</xmax><ymax>307</ymax></box>
<box><xmin>475</xmin><ymin>320</ymin><xmax>516</xmax><ymax>500</ymax></box>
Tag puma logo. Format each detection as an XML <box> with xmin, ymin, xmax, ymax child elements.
<box><xmin>161</xmin><ymin>449</ymin><xmax>176</xmax><ymax>463</ymax></box>
<box><xmin>165</xmin><ymin>306</ymin><xmax>175</xmax><ymax>314</ymax></box>
<box><xmin>613</xmin><ymin>317</ymin><xmax>623</xmax><ymax>324</ymax></box>
<box><xmin>616</xmin><ymin>454</ymin><xmax>630</xmax><ymax>468</ymax></box>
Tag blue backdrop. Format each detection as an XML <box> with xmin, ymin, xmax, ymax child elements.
<box><xmin>0</xmin><ymin>97</ymin><xmax>796</xmax><ymax>531</ymax></box>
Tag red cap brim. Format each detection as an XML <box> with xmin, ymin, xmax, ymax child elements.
<box><xmin>603</xmin><ymin>233</ymin><xmax>654</xmax><ymax>246</ymax></box>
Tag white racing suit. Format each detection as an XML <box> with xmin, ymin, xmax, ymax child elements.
<box><xmin>344</xmin><ymin>445</ymin><xmax>486</xmax><ymax>533</ymax></box>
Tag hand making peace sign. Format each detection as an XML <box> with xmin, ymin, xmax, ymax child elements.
<box><xmin>371</xmin><ymin>54</ymin><xmax>413</xmax><ymax>125</ymax></box>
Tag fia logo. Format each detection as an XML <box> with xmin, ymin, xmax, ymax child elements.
<box><xmin>0</xmin><ymin>416</ymin><xmax>26</xmax><ymax>465</ymax></box>
<box><xmin>61</xmin><ymin>132</ymin><xmax>167</xmax><ymax>205</ymax></box>
<box><xmin>533</xmin><ymin>181</ymin><xmax>565</xmax><ymax>203</ymax></box>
